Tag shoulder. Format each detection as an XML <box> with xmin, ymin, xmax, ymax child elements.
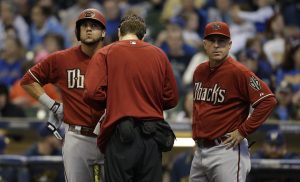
<box><xmin>43</xmin><ymin>46</ymin><xmax>78</xmax><ymax>61</ymax></box>
<box><xmin>194</xmin><ymin>61</ymin><xmax>209</xmax><ymax>73</ymax></box>
<box><xmin>226</xmin><ymin>57</ymin><xmax>254</xmax><ymax>77</ymax></box>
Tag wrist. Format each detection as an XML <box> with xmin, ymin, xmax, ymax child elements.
<box><xmin>38</xmin><ymin>93</ymin><xmax>55</xmax><ymax>110</ymax></box>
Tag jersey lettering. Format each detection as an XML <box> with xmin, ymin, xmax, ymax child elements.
<box><xmin>67</xmin><ymin>69</ymin><xmax>84</xmax><ymax>88</ymax></box>
<box><xmin>194</xmin><ymin>82</ymin><xmax>225</xmax><ymax>104</ymax></box>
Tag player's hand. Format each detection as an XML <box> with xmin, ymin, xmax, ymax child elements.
<box><xmin>47</xmin><ymin>112</ymin><xmax>63</xmax><ymax>140</ymax></box>
<box><xmin>223</xmin><ymin>129</ymin><xmax>244</xmax><ymax>149</ymax></box>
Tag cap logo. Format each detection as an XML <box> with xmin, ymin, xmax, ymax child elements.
<box><xmin>212</xmin><ymin>23</ymin><xmax>221</xmax><ymax>31</ymax></box>
<box><xmin>85</xmin><ymin>11</ymin><xmax>95</xmax><ymax>18</ymax></box>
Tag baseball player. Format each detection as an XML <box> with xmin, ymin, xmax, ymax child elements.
<box><xmin>83</xmin><ymin>14</ymin><xmax>178</xmax><ymax>182</ymax></box>
<box><xmin>20</xmin><ymin>9</ymin><xmax>106</xmax><ymax>182</ymax></box>
<box><xmin>190</xmin><ymin>22</ymin><xmax>277</xmax><ymax>182</ymax></box>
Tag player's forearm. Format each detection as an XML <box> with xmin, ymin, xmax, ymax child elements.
<box><xmin>22</xmin><ymin>82</ymin><xmax>45</xmax><ymax>99</ymax></box>
<box><xmin>22</xmin><ymin>82</ymin><xmax>59</xmax><ymax>110</ymax></box>
<box><xmin>238</xmin><ymin>96</ymin><xmax>277</xmax><ymax>137</ymax></box>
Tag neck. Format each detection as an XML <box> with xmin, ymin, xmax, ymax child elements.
<box><xmin>81</xmin><ymin>42</ymin><xmax>103</xmax><ymax>57</ymax></box>
<box><xmin>119</xmin><ymin>34</ymin><xmax>140</xmax><ymax>41</ymax></box>
<box><xmin>210</xmin><ymin>56</ymin><xmax>228</xmax><ymax>68</ymax></box>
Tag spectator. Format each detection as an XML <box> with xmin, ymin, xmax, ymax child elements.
<box><xmin>276</xmin><ymin>44</ymin><xmax>300</xmax><ymax>92</ymax></box>
<box><xmin>103</xmin><ymin>0</ymin><xmax>122</xmax><ymax>43</ymax></box>
<box><xmin>182</xmin><ymin>11</ymin><xmax>202</xmax><ymax>49</ymax></box>
<box><xmin>271</xmin><ymin>82</ymin><xmax>296</xmax><ymax>121</ymax></box>
<box><xmin>207</xmin><ymin>0</ymin><xmax>232</xmax><ymax>24</ymax></box>
<box><xmin>263</xmin><ymin>13</ymin><xmax>286</xmax><ymax>70</ymax></box>
<box><xmin>29</xmin><ymin>4</ymin><xmax>69</xmax><ymax>50</ymax></box>
<box><xmin>0</xmin><ymin>83</ymin><xmax>26</xmax><ymax>117</ymax></box>
<box><xmin>231</xmin><ymin>0</ymin><xmax>274</xmax><ymax>32</ymax></box>
<box><xmin>0</xmin><ymin>0</ymin><xmax>30</xmax><ymax>49</ymax></box>
<box><xmin>145</xmin><ymin>0</ymin><xmax>166</xmax><ymax>41</ymax></box>
<box><xmin>0</xmin><ymin>37</ymin><xmax>25</xmax><ymax>87</ymax></box>
<box><xmin>252</xmin><ymin>130</ymin><xmax>298</xmax><ymax>159</ymax></box>
<box><xmin>25</xmin><ymin>125</ymin><xmax>62</xmax><ymax>156</ymax></box>
<box><xmin>24</xmin><ymin>124</ymin><xmax>63</xmax><ymax>182</ymax></box>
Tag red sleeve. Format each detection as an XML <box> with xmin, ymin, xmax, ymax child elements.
<box><xmin>20</xmin><ymin>54</ymin><xmax>57</xmax><ymax>86</ymax></box>
<box><xmin>238</xmin><ymin>96</ymin><xmax>277</xmax><ymax>137</ymax></box>
<box><xmin>238</xmin><ymin>71</ymin><xmax>274</xmax><ymax>106</ymax></box>
<box><xmin>237</xmin><ymin>70</ymin><xmax>277</xmax><ymax>137</ymax></box>
<box><xmin>162</xmin><ymin>52</ymin><xmax>179</xmax><ymax>110</ymax></box>
<box><xmin>83</xmin><ymin>50</ymin><xmax>107</xmax><ymax>109</ymax></box>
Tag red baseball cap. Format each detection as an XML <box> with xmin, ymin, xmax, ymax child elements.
<box><xmin>204</xmin><ymin>22</ymin><xmax>230</xmax><ymax>39</ymax></box>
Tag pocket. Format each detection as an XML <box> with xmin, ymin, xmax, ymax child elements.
<box><xmin>152</xmin><ymin>120</ymin><xmax>176</xmax><ymax>152</ymax></box>
<box><xmin>116</xmin><ymin>118</ymin><xmax>135</xmax><ymax>144</ymax></box>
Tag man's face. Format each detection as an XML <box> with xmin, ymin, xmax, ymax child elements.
<box><xmin>80</xmin><ymin>20</ymin><xmax>105</xmax><ymax>45</ymax></box>
<box><xmin>203</xmin><ymin>35</ymin><xmax>231</xmax><ymax>62</ymax></box>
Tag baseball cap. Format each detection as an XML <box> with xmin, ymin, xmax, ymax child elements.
<box><xmin>204</xmin><ymin>22</ymin><xmax>230</xmax><ymax>39</ymax></box>
<box><xmin>265</xmin><ymin>130</ymin><xmax>285</xmax><ymax>146</ymax></box>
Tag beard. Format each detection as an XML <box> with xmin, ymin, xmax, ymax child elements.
<box><xmin>81</xmin><ymin>36</ymin><xmax>103</xmax><ymax>45</ymax></box>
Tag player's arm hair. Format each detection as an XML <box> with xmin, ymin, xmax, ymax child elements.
<box><xmin>22</xmin><ymin>82</ymin><xmax>45</xmax><ymax>99</ymax></box>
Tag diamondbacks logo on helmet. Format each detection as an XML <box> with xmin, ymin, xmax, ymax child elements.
<box><xmin>249</xmin><ymin>76</ymin><xmax>261</xmax><ymax>91</ymax></box>
<box><xmin>84</xmin><ymin>11</ymin><xmax>95</xmax><ymax>18</ymax></box>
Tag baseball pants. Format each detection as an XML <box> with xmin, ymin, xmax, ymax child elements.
<box><xmin>63</xmin><ymin>125</ymin><xmax>104</xmax><ymax>182</ymax></box>
<box><xmin>190</xmin><ymin>138</ymin><xmax>251</xmax><ymax>182</ymax></box>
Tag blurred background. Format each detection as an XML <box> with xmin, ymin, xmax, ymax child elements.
<box><xmin>0</xmin><ymin>0</ymin><xmax>300</xmax><ymax>181</ymax></box>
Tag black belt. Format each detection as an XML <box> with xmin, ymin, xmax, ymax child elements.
<box><xmin>68</xmin><ymin>125</ymin><xmax>97</xmax><ymax>138</ymax></box>
<box><xmin>195</xmin><ymin>136</ymin><xmax>228</xmax><ymax>148</ymax></box>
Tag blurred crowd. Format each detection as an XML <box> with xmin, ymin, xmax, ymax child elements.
<box><xmin>0</xmin><ymin>0</ymin><xmax>300</xmax><ymax>122</ymax></box>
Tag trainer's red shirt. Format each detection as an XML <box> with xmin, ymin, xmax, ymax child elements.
<box><xmin>193</xmin><ymin>56</ymin><xmax>276</xmax><ymax>140</ymax></box>
<box><xmin>84</xmin><ymin>40</ymin><xmax>179</xmax><ymax>152</ymax></box>
<box><xmin>21</xmin><ymin>46</ymin><xmax>104</xmax><ymax>127</ymax></box>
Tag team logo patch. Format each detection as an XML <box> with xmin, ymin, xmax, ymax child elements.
<box><xmin>85</xmin><ymin>11</ymin><xmax>95</xmax><ymax>18</ymax></box>
<box><xmin>212</xmin><ymin>23</ymin><xmax>221</xmax><ymax>31</ymax></box>
<box><xmin>249</xmin><ymin>76</ymin><xmax>261</xmax><ymax>91</ymax></box>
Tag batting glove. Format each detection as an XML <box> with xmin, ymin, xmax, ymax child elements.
<box><xmin>47</xmin><ymin>112</ymin><xmax>63</xmax><ymax>140</ymax></box>
<box><xmin>39</xmin><ymin>93</ymin><xmax>64</xmax><ymax>121</ymax></box>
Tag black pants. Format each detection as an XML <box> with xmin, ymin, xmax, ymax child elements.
<box><xmin>104</xmin><ymin>120</ymin><xmax>163</xmax><ymax>182</ymax></box>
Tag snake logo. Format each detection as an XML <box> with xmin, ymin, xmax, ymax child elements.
<box><xmin>85</xmin><ymin>11</ymin><xmax>95</xmax><ymax>18</ymax></box>
<box><xmin>249</xmin><ymin>76</ymin><xmax>261</xmax><ymax>91</ymax></box>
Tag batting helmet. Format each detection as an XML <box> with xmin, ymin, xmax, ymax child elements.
<box><xmin>75</xmin><ymin>8</ymin><xmax>106</xmax><ymax>41</ymax></box>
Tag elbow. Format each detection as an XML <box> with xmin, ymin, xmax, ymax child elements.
<box><xmin>270</xmin><ymin>96</ymin><xmax>278</xmax><ymax>109</ymax></box>
<box><xmin>163</xmin><ymin>97</ymin><xmax>179</xmax><ymax>110</ymax></box>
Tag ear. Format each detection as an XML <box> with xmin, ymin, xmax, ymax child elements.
<box><xmin>101</xmin><ymin>30</ymin><xmax>106</xmax><ymax>38</ymax></box>
<box><xmin>203</xmin><ymin>39</ymin><xmax>208</xmax><ymax>50</ymax></box>
<box><xmin>118</xmin><ymin>28</ymin><xmax>121</xmax><ymax>40</ymax></box>
<box><xmin>228</xmin><ymin>40</ymin><xmax>232</xmax><ymax>49</ymax></box>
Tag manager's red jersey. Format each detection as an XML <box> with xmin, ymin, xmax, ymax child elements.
<box><xmin>21</xmin><ymin>46</ymin><xmax>104</xmax><ymax>127</ymax></box>
<box><xmin>84</xmin><ymin>40</ymin><xmax>179</xmax><ymax>151</ymax></box>
<box><xmin>193</xmin><ymin>56</ymin><xmax>275</xmax><ymax>140</ymax></box>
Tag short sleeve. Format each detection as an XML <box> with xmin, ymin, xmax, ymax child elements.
<box><xmin>239</xmin><ymin>71</ymin><xmax>274</xmax><ymax>107</ymax></box>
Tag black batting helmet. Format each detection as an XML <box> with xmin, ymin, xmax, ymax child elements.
<box><xmin>75</xmin><ymin>8</ymin><xmax>106</xmax><ymax>41</ymax></box>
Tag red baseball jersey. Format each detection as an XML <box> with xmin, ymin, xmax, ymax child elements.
<box><xmin>21</xmin><ymin>46</ymin><xmax>104</xmax><ymax>127</ymax></box>
<box><xmin>84</xmin><ymin>40</ymin><xmax>179</xmax><ymax>151</ymax></box>
<box><xmin>193</xmin><ymin>56</ymin><xmax>275</xmax><ymax>140</ymax></box>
